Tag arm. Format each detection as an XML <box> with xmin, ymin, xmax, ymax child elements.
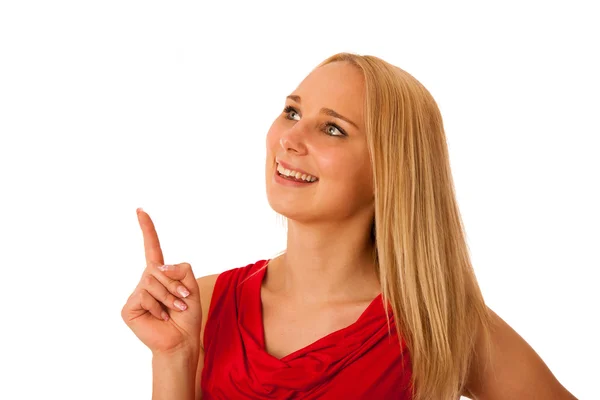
<box><xmin>152</xmin><ymin>349</ymin><xmax>198</xmax><ymax>400</ymax></box>
<box><xmin>194</xmin><ymin>274</ymin><xmax>220</xmax><ymax>400</ymax></box>
<box><xmin>463</xmin><ymin>307</ymin><xmax>577</xmax><ymax>400</ymax></box>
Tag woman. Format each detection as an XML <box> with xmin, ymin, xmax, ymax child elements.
<box><xmin>122</xmin><ymin>53</ymin><xmax>577</xmax><ymax>399</ymax></box>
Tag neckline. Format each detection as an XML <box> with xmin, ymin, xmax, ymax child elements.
<box><xmin>255</xmin><ymin>259</ymin><xmax>383</xmax><ymax>362</ymax></box>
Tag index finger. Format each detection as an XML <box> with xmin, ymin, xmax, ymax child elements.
<box><xmin>136</xmin><ymin>208</ymin><xmax>165</xmax><ymax>266</ymax></box>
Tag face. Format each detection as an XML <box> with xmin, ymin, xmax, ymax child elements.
<box><xmin>265</xmin><ymin>61</ymin><xmax>374</xmax><ymax>224</ymax></box>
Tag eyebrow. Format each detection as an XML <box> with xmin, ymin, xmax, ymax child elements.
<box><xmin>286</xmin><ymin>95</ymin><xmax>359</xmax><ymax>129</ymax></box>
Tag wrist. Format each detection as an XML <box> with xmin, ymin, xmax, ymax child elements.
<box><xmin>151</xmin><ymin>347</ymin><xmax>198</xmax><ymax>400</ymax></box>
<box><xmin>152</xmin><ymin>344</ymin><xmax>199</xmax><ymax>361</ymax></box>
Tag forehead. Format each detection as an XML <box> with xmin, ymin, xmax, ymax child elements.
<box><xmin>292</xmin><ymin>62</ymin><xmax>365</xmax><ymax>129</ymax></box>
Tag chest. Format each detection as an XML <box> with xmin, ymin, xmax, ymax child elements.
<box><xmin>260</xmin><ymin>291</ymin><xmax>373</xmax><ymax>360</ymax></box>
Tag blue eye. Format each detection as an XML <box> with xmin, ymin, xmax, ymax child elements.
<box><xmin>324</xmin><ymin>124</ymin><xmax>344</xmax><ymax>137</ymax></box>
<box><xmin>282</xmin><ymin>105</ymin><xmax>347</xmax><ymax>137</ymax></box>
<box><xmin>283</xmin><ymin>105</ymin><xmax>300</xmax><ymax>121</ymax></box>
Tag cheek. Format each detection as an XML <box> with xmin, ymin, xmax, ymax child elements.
<box><xmin>266</xmin><ymin>131</ymin><xmax>280</xmax><ymax>162</ymax></box>
<box><xmin>355</xmin><ymin>155</ymin><xmax>374</xmax><ymax>192</ymax></box>
<box><xmin>266</xmin><ymin>120</ymin><xmax>282</xmax><ymax>149</ymax></box>
<box><xmin>318</xmin><ymin>151</ymin><xmax>363</xmax><ymax>177</ymax></box>
<box><xmin>315</xmin><ymin>150</ymin><xmax>342</xmax><ymax>173</ymax></box>
<box><xmin>321</xmin><ymin>151</ymin><xmax>373</xmax><ymax>191</ymax></box>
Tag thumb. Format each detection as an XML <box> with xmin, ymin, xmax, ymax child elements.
<box><xmin>156</xmin><ymin>262</ymin><xmax>199</xmax><ymax>295</ymax></box>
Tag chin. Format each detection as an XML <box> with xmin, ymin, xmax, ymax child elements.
<box><xmin>266</xmin><ymin>193</ymin><xmax>313</xmax><ymax>223</ymax></box>
<box><xmin>266</xmin><ymin>192</ymin><xmax>296</xmax><ymax>217</ymax></box>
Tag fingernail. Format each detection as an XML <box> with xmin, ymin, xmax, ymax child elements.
<box><xmin>174</xmin><ymin>299</ymin><xmax>187</xmax><ymax>311</ymax></box>
<box><xmin>161</xmin><ymin>311</ymin><xmax>169</xmax><ymax>321</ymax></box>
<box><xmin>158</xmin><ymin>264</ymin><xmax>174</xmax><ymax>271</ymax></box>
<box><xmin>136</xmin><ymin>207</ymin><xmax>144</xmax><ymax>213</ymax></box>
<box><xmin>177</xmin><ymin>286</ymin><xmax>190</xmax><ymax>298</ymax></box>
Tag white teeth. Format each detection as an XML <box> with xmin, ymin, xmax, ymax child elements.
<box><xmin>276</xmin><ymin>163</ymin><xmax>317</xmax><ymax>182</ymax></box>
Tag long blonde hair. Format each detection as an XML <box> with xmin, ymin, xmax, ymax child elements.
<box><xmin>312</xmin><ymin>53</ymin><xmax>494</xmax><ymax>400</ymax></box>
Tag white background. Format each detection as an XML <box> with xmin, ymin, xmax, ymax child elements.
<box><xmin>0</xmin><ymin>1</ymin><xmax>598</xmax><ymax>399</ymax></box>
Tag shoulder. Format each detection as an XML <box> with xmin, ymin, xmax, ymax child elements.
<box><xmin>197</xmin><ymin>274</ymin><xmax>220</xmax><ymax>350</ymax></box>
<box><xmin>464</xmin><ymin>307</ymin><xmax>576</xmax><ymax>399</ymax></box>
<box><xmin>196</xmin><ymin>259</ymin><xmax>269</xmax><ymax>349</ymax></box>
<box><xmin>197</xmin><ymin>259</ymin><xmax>268</xmax><ymax>303</ymax></box>
<box><xmin>197</xmin><ymin>273</ymin><xmax>220</xmax><ymax>317</ymax></box>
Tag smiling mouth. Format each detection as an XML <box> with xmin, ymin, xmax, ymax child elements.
<box><xmin>276</xmin><ymin>162</ymin><xmax>318</xmax><ymax>183</ymax></box>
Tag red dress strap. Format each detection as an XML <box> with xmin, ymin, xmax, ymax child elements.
<box><xmin>201</xmin><ymin>259</ymin><xmax>413</xmax><ymax>399</ymax></box>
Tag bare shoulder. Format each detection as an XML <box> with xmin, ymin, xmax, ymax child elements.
<box><xmin>197</xmin><ymin>274</ymin><xmax>220</xmax><ymax>306</ymax></box>
<box><xmin>464</xmin><ymin>307</ymin><xmax>577</xmax><ymax>399</ymax></box>
<box><xmin>196</xmin><ymin>274</ymin><xmax>220</xmax><ymax>349</ymax></box>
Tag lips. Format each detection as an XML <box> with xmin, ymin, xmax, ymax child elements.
<box><xmin>275</xmin><ymin>159</ymin><xmax>318</xmax><ymax>180</ymax></box>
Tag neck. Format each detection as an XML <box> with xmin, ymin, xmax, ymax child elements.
<box><xmin>268</xmin><ymin>217</ymin><xmax>380</xmax><ymax>304</ymax></box>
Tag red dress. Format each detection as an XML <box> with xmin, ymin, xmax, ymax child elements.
<box><xmin>201</xmin><ymin>260</ymin><xmax>413</xmax><ymax>399</ymax></box>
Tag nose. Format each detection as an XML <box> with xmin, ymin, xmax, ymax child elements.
<box><xmin>279</xmin><ymin>128</ymin><xmax>308</xmax><ymax>155</ymax></box>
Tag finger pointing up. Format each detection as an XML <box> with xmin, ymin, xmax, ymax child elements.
<box><xmin>136</xmin><ymin>208</ymin><xmax>165</xmax><ymax>267</ymax></box>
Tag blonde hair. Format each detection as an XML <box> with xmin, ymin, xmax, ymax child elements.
<box><xmin>311</xmin><ymin>53</ymin><xmax>494</xmax><ymax>400</ymax></box>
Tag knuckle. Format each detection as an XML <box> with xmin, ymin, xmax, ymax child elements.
<box><xmin>180</xmin><ymin>262</ymin><xmax>191</xmax><ymax>270</ymax></box>
<box><xmin>138</xmin><ymin>289</ymin><xmax>150</xmax><ymax>302</ymax></box>
<box><xmin>124</xmin><ymin>291</ymin><xmax>136</xmax><ymax>308</ymax></box>
<box><xmin>141</xmin><ymin>292</ymin><xmax>156</xmax><ymax>310</ymax></box>
<box><xmin>142</xmin><ymin>274</ymin><xmax>153</xmax><ymax>286</ymax></box>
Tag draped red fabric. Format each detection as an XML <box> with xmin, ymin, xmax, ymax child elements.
<box><xmin>201</xmin><ymin>260</ymin><xmax>413</xmax><ymax>399</ymax></box>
